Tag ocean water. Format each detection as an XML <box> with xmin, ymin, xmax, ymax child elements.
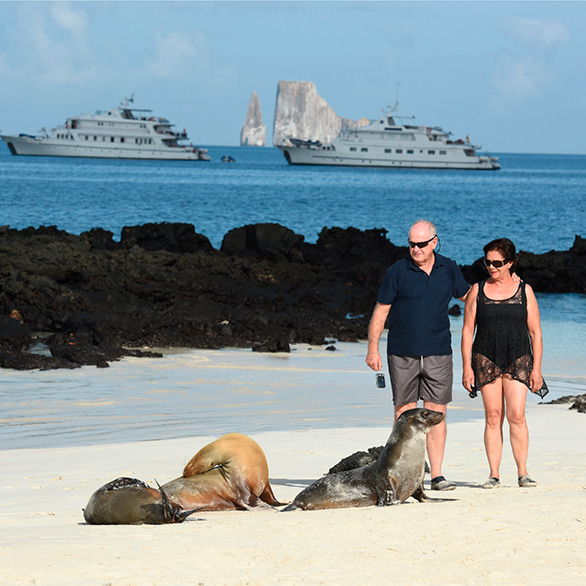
<box><xmin>0</xmin><ymin>146</ymin><xmax>584</xmax><ymax>450</ymax></box>
<box><xmin>1</xmin><ymin>145</ymin><xmax>585</xmax><ymax>264</ymax></box>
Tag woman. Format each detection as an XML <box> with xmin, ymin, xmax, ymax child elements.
<box><xmin>461</xmin><ymin>238</ymin><xmax>544</xmax><ymax>489</ymax></box>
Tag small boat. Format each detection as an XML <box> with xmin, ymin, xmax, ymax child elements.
<box><xmin>278</xmin><ymin>103</ymin><xmax>500</xmax><ymax>170</ymax></box>
<box><xmin>221</xmin><ymin>155</ymin><xmax>236</xmax><ymax>163</ymax></box>
<box><xmin>0</xmin><ymin>95</ymin><xmax>210</xmax><ymax>161</ymax></box>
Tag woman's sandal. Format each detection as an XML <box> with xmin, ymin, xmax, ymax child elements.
<box><xmin>481</xmin><ymin>477</ymin><xmax>501</xmax><ymax>489</ymax></box>
<box><xmin>518</xmin><ymin>475</ymin><xmax>537</xmax><ymax>487</ymax></box>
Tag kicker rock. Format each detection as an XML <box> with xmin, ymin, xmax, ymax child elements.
<box><xmin>240</xmin><ymin>91</ymin><xmax>266</xmax><ymax>147</ymax></box>
<box><xmin>273</xmin><ymin>81</ymin><xmax>369</xmax><ymax>146</ymax></box>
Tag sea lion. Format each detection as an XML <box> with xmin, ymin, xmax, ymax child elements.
<box><xmin>83</xmin><ymin>477</ymin><xmax>202</xmax><ymax>525</ymax></box>
<box><xmin>161</xmin><ymin>433</ymin><xmax>283</xmax><ymax>511</ymax></box>
<box><xmin>282</xmin><ymin>408</ymin><xmax>443</xmax><ymax>511</ymax></box>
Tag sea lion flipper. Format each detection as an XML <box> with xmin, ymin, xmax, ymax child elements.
<box><xmin>175</xmin><ymin>505</ymin><xmax>208</xmax><ymax>522</ymax></box>
<box><xmin>378</xmin><ymin>477</ymin><xmax>400</xmax><ymax>506</ymax></box>
<box><xmin>411</xmin><ymin>483</ymin><xmax>429</xmax><ymax>503</ymax></box>
<box><xmin>259</xmin><ymin>482</ymin><xmax>285</xmax><ymax>507</ymax></box>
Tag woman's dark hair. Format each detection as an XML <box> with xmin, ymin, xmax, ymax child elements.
<box><xmin>483</xmin><ymin>238</ymin><xmax>517</xmax><ymax>270</ymax></box>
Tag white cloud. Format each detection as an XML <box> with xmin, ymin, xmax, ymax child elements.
<box><xmin>145</xmin><ymin>30</ymin><xmax>206</xmax><ymax>78</ymax></box>
<box><xmin>502</xmin><ymin>18</ymin><xmax>570</xmax><ymax>52</ymax></box>
<box><xmin>13</xmin><ymin>4</ymin><xmax>95</xmax><ymax>84</ymax></box>
<box><xmin>51</xmin><ymin>3</ymin><xmax>89</xmax><ymax>36</ymax></box>
<box><xmin>490</xmin><ymin>18</ymin><xmax>569</xmax><ymax>111</ymax></box>
<box><xmin>491</xmin><ymin>56</ymin><xmax>552</xmax><ymax>108</ymax></box>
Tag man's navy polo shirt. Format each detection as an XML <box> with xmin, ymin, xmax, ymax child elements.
<box><xmin>377</xmin><ymin>253</ymin><xmax>470</xmax><ymax>356</ymax></box>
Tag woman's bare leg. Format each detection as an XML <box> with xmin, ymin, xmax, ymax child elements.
<box><xmin>503</xmin><ymin>378</ymin><xmax>530</xmax><ymax>477</ymax></box>
<box><xmin>481</xmin><ymin>378</ymin><xmax>505</xmax><ymax>478</ymax></box>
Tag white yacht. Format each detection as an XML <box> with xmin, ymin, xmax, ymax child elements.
<box><xmin>0</xmin><ymin>96</ymin><xmax>210</xmax><ymax>161</ymax></box>
<box><xmin>278</xmin><ymin>104</ymin><xmax>500</xmax><ymax>170</ymax></box>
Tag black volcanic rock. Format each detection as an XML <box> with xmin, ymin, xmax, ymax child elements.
<box><xmin>221</xmin><ymin>223</ymin><xmax>304</xmax><ymax>261</ymax></box>
<box><xmin>121</xmin><ymin>222</ymin><xmax>213</xmax><ymax>253</ymax></box>
<box><xmin>327</xmin><ymin>446</ymin><xmax>384</xmax><ymax>474</ymax></box>
<box><xmin>0</xmin><ymin>223</ymin><xmax>583</xmax><ymax>370</ymax></box>
<box><xmin>544</xmin><ymin>394</ymin><xmax>586</xmax><ymax>414</ymax></box>
<box><xmin>460</xmin><ymin>235</ymin><xmax>586</xmax><ymax>293</ymax></box>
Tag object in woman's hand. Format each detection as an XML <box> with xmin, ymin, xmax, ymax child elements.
<box><xmin>531</xmin><ymin>379</ymin><xmax>549</xmax><ymax>399</ymax></box>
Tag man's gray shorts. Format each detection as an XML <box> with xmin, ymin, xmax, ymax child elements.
<box><xmin>387</xmin><ymin>354</ymin><xmax>453</xmax><ymax>406</ymax></box>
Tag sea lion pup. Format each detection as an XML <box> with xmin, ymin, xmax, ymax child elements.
<box><xmin>83</xmin><ymin>477</ymin><xmax>203</xmax><ymax>525</ymax></box>
<box><xmin>161</xmin><ymin>432</ymin><xmax>283</xmax><ymax>511</ymax></box>
<box><xmin>283</xmin><ymin>408</ymin><xmax>443</xmax><ymax>511</ymax></box>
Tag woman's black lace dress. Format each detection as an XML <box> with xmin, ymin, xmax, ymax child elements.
<box><xmin>472</xmin><ymin>281</ymin><xmax>533</xmax><ymax>389</ymax></box>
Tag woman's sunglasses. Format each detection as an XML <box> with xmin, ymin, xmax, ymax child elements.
<box><xmin>484</xmin><ymin>258</ymin><xmax>509</xmax><ymax>268</ymax></box>
<box><xmin>408</xmin><ymin>236</ymin><xmax>436</xmax><ymax>249</ymax></box>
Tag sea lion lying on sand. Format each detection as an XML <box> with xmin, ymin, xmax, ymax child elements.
<box><xmin>283</xmin><ymin>408</ymin><xmax>443</xmax><ymax>511</ymax></box>
<box><xmin>83</xmin><ymin>477</ymin><xmax>202</xmax><ymax>525</ymax></box>
<box><xmin>161</xmin><ymin>432</ymin><xmax>283</xmax><ymax>511</ymax></box>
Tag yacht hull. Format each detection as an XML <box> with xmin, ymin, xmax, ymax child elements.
<box><xmin>1</xmin><ymin>135</ymin><xmax>207</xmax><ymax>161</ymax></box>
<box><xmin>279</xmin><ymin>145</ymin><xmax>500</xmax><ymax>170</ymax></box>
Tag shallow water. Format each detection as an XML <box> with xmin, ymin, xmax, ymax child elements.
<box><xmin>1</xmin><ymin>298</ymin><xmax>583</xmax><ymax>451</ymax></box>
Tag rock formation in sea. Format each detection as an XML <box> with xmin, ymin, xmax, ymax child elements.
<box><xmin>240</xmin><ymin>90</ymin><xmax>266</xmax><ymax>147</ymax></box>
<box><xmin>272</xmin><ymin>80</ymin><xmax>369</xmax><ymax>146</ymax></box>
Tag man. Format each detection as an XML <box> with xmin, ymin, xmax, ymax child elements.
<box><xmin>366</xmin><ymin>219</ymin><xmax>470</xmax><ymax>491</ymax></box>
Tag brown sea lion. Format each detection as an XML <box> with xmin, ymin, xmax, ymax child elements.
<box><xmin>161</xmin><ymin>432</ymin><xmax>283</xmax><ymax>511</ymax></box>
<box><xmin>83</xmin><ymin>477</ymin><xmax>202</xmax><ymax>525</ymax></box>
<box><xmin>283</xmin><ymin>408</ymin><xmax>443</xmax><ymax>511</ymax></box>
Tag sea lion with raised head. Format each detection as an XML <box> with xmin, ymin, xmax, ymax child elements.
<box><xmin>161</xmin><ymin>432</ymin><xmax>283</xmax><ymax>511</ymax></box>
<box><xmin>83</xmin><ymin>477</ymin><xmax>203</xmax><ymax>525</ymax></box>
<box><xmin>283</xmin><ymin>408</ymin><xmax>443</xmax><ymax>511</ymax></box>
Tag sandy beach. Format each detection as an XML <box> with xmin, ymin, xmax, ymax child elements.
<box><xmin>1</xmin><ymin>397</ymin><xmax>584</xmax><ymax>585</ymax></box>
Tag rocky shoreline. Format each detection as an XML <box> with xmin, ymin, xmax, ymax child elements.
<box><xmin>0</xmin><ymin>223</ymin><xmax>584</xmax><ymax>370</ymax></box>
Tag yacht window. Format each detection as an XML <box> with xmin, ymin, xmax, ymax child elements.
<box><xmin>384</xmin><ymin>149</ymin><xmax>391</xmax><ymax>153</ymax></box>
<box><xmin>361</xmin><ymin>147</ymin><xmax>368</xmax><ymax>152</ymax></box>
<box><xmin>407</xmin><ymin>149</ymin><xmax>414</xmax><ymax>154</ymax></box>
<box><xmin>440</xmin><ymin>150</ymin><xmax>447</xmax><ymax>155</ymax></box>
<box><xmin>428</xmin><ymin>150</ymin><xmax>435</xmax><ymax>155</ymax></box>
<box><xmin>111</xmin><ymin>137</ymin><xmax>115</xmax><ymax>142</ymax></box>
<box><xmin>350</xmin><ymin>147</ymin><xmax>357</xmax><ymax>152</ymax></box>
<box><xmin>396</xmin><ymin>149</ymin><xmax>403</xmax><ymax>154</ymax></box>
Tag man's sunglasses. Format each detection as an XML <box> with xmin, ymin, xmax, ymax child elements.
<box><xmin>484</xmin><ymin>258</ymin><xmax>509</xmax><ymax>268</ymax></box>
<box><xmin>408</xmin><ymin>236</ymin><xmax>436</xmax><ymax>249</ymax></box>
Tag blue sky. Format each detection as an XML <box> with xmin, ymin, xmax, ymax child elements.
<box><xmin>0</xmin><ymin>1</ymin><xmax>584</xmax><ymax>153</ymax></box>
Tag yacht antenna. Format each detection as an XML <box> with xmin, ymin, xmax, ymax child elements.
<box><xmin>121</xmin><ymin>91</ymin><xmax>135</xmax><ymax>109</ymax></box>
<box><xmin>386</xmin><ymin>84</ymin><xmax>400</xmax><ymax>113</ymax></box>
